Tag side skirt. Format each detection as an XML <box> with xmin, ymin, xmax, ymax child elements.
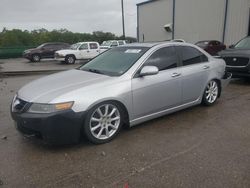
<box><xmin>129</xmin><ymin>98</ymin><xmax>201</xmax><ymax>127</ymax></box>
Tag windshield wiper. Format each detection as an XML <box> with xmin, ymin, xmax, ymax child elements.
<box><xmin>85</xmin><ymin>68</ymin><xmax>105</xmax><ymax>75</ymax></box>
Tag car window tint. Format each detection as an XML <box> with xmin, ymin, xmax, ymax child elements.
<box><xmin>144</xmin><ymin>47</ymin><xmax>178</xmax><ymax>71</ymax></box>
<box><xmin>176</xmin><ymin>46</ymin><xmax>208</xmax><ymax>66</ymax></box>
<box><xmin>90</xmin><ymin>43</ymin><xmax>98</xmax><ymax>49</ymax></box>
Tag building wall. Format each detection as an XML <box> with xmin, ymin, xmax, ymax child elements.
<box><xmin>174</xmin><ymin>0</ymin><xmax>225</xmax><ymax>44</ymax></box>
<box><xmin>137</xmin><ymin>0</ymin><xmax>250</xmax><ymax>45</ymax></box>
<box><xmin>138</xmin><ymin>0</ymin><xmax>173</xmax><ymax>42</ymax></box>
<box><xmin>225</xmin><ymin>0</ymin><xmax>250</xmax><ymax>45</ymax></box>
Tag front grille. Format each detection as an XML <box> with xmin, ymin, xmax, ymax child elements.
<box><xmin>223</xmin><ymin>57</ymin><xmax>249</xmax><ymax>67</ymax></box>
<box><xmin>12</xmin><ymin>98</ymin><xmax>30</xmax><ymax>113</ymax></box>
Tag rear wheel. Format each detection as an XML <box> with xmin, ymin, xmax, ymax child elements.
<box><xmin>83</xmin><ymin>102</ymin><xmax>123</xmax><ymax>144</ymax></box>
<box><xmin>202</xmin><ymin>80</ymin><xmax>219</xmax><ymax>106</ymax></box>
<box><xmin>31</xmin><ymin>54</ymin><xmax>41</xmax><ymax>62</ymax></box>
<box><xmin>65</xmin><ymin>55</ymin><xmax>75</xmax><ymax>64</ymax></box>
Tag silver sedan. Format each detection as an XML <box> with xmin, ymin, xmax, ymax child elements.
<box><xmin>11</xmin><ymin>42</ymin><xmax>231</xmax><ymax>144</ymax></box>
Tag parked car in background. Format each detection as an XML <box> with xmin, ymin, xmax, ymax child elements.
<box><xmin>219</xmin><ymin>36</ymin><xmax>250</xmax><ymax>78</ymax></box>
<box><xmin>23</xmin><ymin>42</ymin><xmax>70</xmax><ymax>62</ymax></box>
<box><xmin>100</xmin><ymin>40</ymin><xmax>126</xmax><ymax>49</ymax></box>
<box><xmin>55</xmin><ymin>42</ymin><xmax>106</xmax><ymax>64</ymax></box>
<box><xmin>195</xmin><ymin>40</ymin><xmax>226</xmax><ymax>56</ymax></box>
<box><xmin>11</xmin><ymin>42</ymin><xmax>231</xmax><ymax>145</ymax></box>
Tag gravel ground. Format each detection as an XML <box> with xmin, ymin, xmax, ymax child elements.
<box><xmin>0</xmin><ymin>75</ymin><xmax>250</xmax><ymax>188</ymax></box>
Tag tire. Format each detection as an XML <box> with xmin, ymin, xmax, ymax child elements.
<box><xmin>83</xmin><ymin>102</ymin><xmax>124</xmax><ymax>144</ymax></box>
<box><xmin>65</xmin><ymin>55</ymin><xmax>75</xmax><ymax>64</ymax></box>
<box><xmin>202</xmin><ymin>80</ymin><xmax>220</xmax><ymax>106</ymax></box>
<box><xmin>31</xmin><ymin>54</ymin><xmax>41</xmax><ymax>62</ymax></box>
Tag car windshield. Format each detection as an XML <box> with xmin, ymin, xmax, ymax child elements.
<box><xmin>101</xmin><ymin>41</ymin><xmax>112</xmax><ymax>46</ymax></box>
<box><xmin>79</xmin><ymin>47</ymin><xmax>149</xmax><ymax>76</ymax></box>
<box><xmin>234</xmin><ymin>37</ymin><xmax>250</xmax><ymax>49</ymax></box>
<box><xmin>70</xmin><ymin>43</ymin><xmax>81</xmax><ymax>50</ymax></box>
<box><xmin>37</xmin><ymin>44</ymin><xmax>45</xmax><ymax>49</ymax></box>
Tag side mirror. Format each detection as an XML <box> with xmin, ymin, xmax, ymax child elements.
<box><xmin>229</xmin><ymin>44</ymin><xmax>234</xmax><ymax>49</ymax></box>
<box><xmin>140</xmin><ymin>66</ymin><xmax>159</xmax><ymax>77</ymax></box>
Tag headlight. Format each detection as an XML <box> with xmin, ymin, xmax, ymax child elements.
<box><xmin>28</xmin><ymin>102</ymin><xmax>74</xmax><ymax>114</ymax></box>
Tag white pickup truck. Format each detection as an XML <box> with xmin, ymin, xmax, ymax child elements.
<box><xmin>55</xmin><ymin>42</ymin><xmax>106</xmax><ymax>64</ymax></box>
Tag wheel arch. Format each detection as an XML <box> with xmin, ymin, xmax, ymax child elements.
<box><xmin>86</xmin><ymin>99</ymin><xmax>130</xmax><ymax>128</ymax></box>
<box><xmin>66</xmin><ymin>54</ymin><xmax>76</xmax><ymax>59</ymax></box>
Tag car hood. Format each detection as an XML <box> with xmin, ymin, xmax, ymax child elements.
<box><xmin>18</xmin><ymin>69</ymin><xmax>112</xmax><ymax>103</ymax></box>
<box><xmin>219</xmin><ymin>48</ymin><xmax>250</xmax><ymax>56</ymax></box>
<box><xmin>24</xmin><ymin>48</ymin><xmax>38</xmax><ymax>53</ymax></box>
<box><xmin>56</xmin><ymin>49</ymin><xmax>77</xmax><ymax>55</ymax></box>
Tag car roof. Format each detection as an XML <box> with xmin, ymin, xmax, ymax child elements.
<box><xmin>43</xmin><ymin>42</ymin><xmax>69</xmax><ymax>45</ymax></box>
<box><xmin>121</xmin><ymin>41</ymin><xmax>193</xmax><ymax>48</ymax></box>
<box><xmin>77</xmin><ymin>42</ymin><xmax>98</xmax><ymax>44</ymax></box>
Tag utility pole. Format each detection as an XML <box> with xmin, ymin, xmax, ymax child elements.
<box><xmin>121</xmin><ymin>0</ymin><xmax>126</xmax><ymax>39</ymax></box>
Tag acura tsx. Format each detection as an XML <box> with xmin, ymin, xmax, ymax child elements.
<box><xmin>11</xmin><ymin>42</ymin><xmax>231</xmax><ymax>145</ymax></box>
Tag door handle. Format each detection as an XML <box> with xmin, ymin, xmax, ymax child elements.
<box><xmin>171</xmin><ymin>73</ymin><xmax>181</xmax><ymax>78</ymax></box>
<box><xmin>203</xmin><ymin>65</ymin><xmax>210</xmax><ymax>69</ymax></box>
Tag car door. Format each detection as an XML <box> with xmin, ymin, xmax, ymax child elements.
<box><xmin>132</xmin><ymin>46</ymin><xmax>182</xmax><ymax>119</ymax></box>
<box><xmin>41</xmin><ymin>44</ymin><xmax>54</xmax><ymax>58</ymax></box>
<box><xmin>175</xmin><ymin>46</ymin><xmax>210</xmax><ymax>104</ymax></box>
<box><xmin>88</xmin><ymin>43</ymin><xmax>100</xmax><ymax>58</ymax></box>
<box><xmin>78</xmin><ymin>43</ymin><xmax>90</xmax><ymax>59</ymax></box>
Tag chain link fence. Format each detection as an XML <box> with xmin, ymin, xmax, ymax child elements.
<box><xmin>0</xmin><ymin>46</ymin><xmax>35</xmax><ymax>59</ymax></box>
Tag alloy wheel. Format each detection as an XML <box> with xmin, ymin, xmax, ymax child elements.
<box><xmin>89</xmin><ymin>104</ymin><xmax>121</xmax><ymax>140</ymax></box>
<box><xmin>67</xmin><ymin>56</ymin><xmax>75</xmax><ymax>64</ymax></box>
<box><xmin>205</xmin><ymin>80</ymin><xmax>218</xmax><ymax>104</ymax></box>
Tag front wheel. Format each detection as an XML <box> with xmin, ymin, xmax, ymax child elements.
<box><xmin>202</xmin><ymin>80</ymin><xmax>219</xmax><ymax>106</ymax></box>
<box><xmin>83</xmin><ymin>102</ymin><xmax>123</xmax><ymax>144</ymax></box>
<box><xmin>31</xmin><ymin>54</ymin><xmax>41</xmax><ymax>62</ymax></box>
<box><xmin>65</xmin><ymin>55</ymin><xmax>75</xmax><ymax>64</ymax></box>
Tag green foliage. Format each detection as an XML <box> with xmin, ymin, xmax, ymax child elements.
<box><xmin>0</xmin><ymin>28</ymin><xmax>137</xmax><ymax>47</ymax></box>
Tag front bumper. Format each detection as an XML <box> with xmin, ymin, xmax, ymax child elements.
<box><xmin>23</xmin><ymin>53</ymin><xmax>32</xmax><ymax>60</ymax></box>
<box><xmin>226</xmin><ymin>66</ymin><xmax>250</xmax><ymax>78</ymax></box>
<box><xmin>54</xmin><ymin>57</ymin><xmax>65</xmax><ymax>61</ymax></box>
<box><xmin>11</xmin><ymin>109</ymin><xmax>86</xmax><ymax>145</ymax></box>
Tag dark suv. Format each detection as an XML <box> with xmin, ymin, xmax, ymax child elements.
<box><xmin>23</xmin><ymin>42</ymin><xmax>70</xmax><ymax>62</ymax></box>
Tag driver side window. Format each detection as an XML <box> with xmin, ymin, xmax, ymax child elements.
<box><xmin>144</xmin><ymin>47</ymin><xmax>178</xmax><ymax>71</ymax></box>
<box><xmin>79</xmin><ymin>43</ymin><xmax>88</xmax><ymax>50</ymax></box>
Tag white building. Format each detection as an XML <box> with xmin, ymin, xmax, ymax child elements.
<box><xmin>137</xmin><ymin>0</ymin><xmax>250</xmax><ymax>45</ymax></box>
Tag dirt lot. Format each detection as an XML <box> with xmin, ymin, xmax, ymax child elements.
<box><xmin>0</xmin><ymin>74</ymin><xmax>250</xmax><ymax>188</ymax></box>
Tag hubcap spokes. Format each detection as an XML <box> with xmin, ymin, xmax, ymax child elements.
<box><xmin>205</xmin><ymin>81</ymin><xmax>218</xmax><ymax>103</ymax></box>
<box><xmin>90</xmin><ymin>104</ymin><xmax>120</xmax><ymax>140</ymax></box>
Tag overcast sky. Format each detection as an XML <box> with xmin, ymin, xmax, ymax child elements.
<box><xmin>0</xmin><ymin>0</ymin><xmax>145</xmax><ymax>37</ymax></box>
